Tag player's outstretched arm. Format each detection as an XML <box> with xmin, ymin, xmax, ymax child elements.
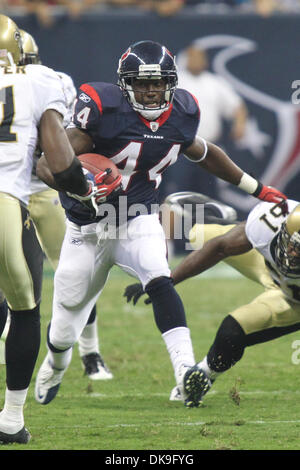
<box><xmin>124</xmin><ymin>223</ymin><xmax>252</xmax><ymax>305</ymax></box>
<box><xmin>184</xmin><ymin>137</ymin><xmax>288</xmax><ymax>212</ymax></box>
<box><xmin>171</xmin><ymin>222</ymin><xmax>252</xmax><ymax>286</ymax></box>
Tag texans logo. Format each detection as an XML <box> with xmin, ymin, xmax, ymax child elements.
<box><xmin>120</xmin><ymin>48</ymin><xmax>131</xmax><ymax>63</ymax></box>
<box><xmin>178</xmin><ymin>35</ymin><xmax>300</xmax><ymax>216</ymax></box>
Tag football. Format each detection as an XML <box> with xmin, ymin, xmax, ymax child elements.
<box><xmin>78</xmin><ymin>153</ymin><xmax>121</xmax><ymax>185</ymax></box>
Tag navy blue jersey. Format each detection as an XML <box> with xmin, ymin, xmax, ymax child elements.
<box><xmin>60</xmin><ymin>82</ymin><xmax>200</xmax><ymax>225</ymax></box>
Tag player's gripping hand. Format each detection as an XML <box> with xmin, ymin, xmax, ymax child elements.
<box><xmin>93</xmin><ymin>169</ymin><xmax>123</xmax><ymax>204</ymax></box>
<box><xmin>67</xmin><ymin>168</ymin><xmax>122</xmax><ymax>215</ymax></box>
<box><xmin>255</xmin><ymin>183</ymin><xmax>288</xmax><ymax>215</ymax></box>
<box><xmin>124</xmin><ymin>283</ymin><xmax>152</xmax><ymax>306</ymax></box>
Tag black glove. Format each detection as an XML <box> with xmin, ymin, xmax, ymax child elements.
<box><xmin>123</xmin><ymin>283</ymin><xmax>152</xmax><ymax>306</ymax></box>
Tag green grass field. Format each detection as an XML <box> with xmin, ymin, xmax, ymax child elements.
<box><xmin>1</xmin><ymin>260</ymin><xmax>300</xmax><ymax>451</ymax></box>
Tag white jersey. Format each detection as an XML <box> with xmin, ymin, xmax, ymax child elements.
<box><xmin>245</xmin><ymin>199</ymin><xmax>300</xmax><ymax>303</ymax></box>
<box><xmin>56</xmin><ymin>71</ymin><xmax>76</xmax><ymax>128</ymax></box>
<box><xmin>0</xmin><ymin>63</ymin><xmax>67</xmax><ymax>205</ymax></box>
<box><xmin>29</xmin><ymin>70</ymin><xmax>77</xmax><ymax>195</ymax></box>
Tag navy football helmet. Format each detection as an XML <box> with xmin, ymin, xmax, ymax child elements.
<box><xmin>118</xmin><ymin>40</ymin><xmax>178</xmax><ymax>120</ymax></box>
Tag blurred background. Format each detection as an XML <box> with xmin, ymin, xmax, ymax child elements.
<box><xmin>4</xmin><ymin>0</ymin><xmax>300</xmax><ymax>220</ymax></box>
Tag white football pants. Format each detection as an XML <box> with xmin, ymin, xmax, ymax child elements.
<box><xmin>49</xmin><ymin>214</ymin><xmax>170</xmax><ymax>350</ymax></box>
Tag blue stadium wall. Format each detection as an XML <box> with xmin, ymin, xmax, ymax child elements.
<box><xmin>13</xmin><ymin>11</ymin><xmax>300</xmax><ymax>219</ymax></box>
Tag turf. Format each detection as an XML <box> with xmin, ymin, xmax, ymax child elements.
<box><xmin>1</xmin><ymin>260</ymin><xmax>300</xmax><ymax>451</ymax></box>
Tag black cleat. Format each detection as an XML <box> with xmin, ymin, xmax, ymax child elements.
<box><xmin>183</xmin><ymin>365</ymin><xmax>211</xmax><ymax>408</ymax></box>
<box><xmin>0</xmin><ymin>426</ymin><xmax>31</xmax><ymax>444</ymax></box>
<box><xmin>81</xmin><ymin>352</ymin><xmax>113</xmax><ymax>380</ymax></box>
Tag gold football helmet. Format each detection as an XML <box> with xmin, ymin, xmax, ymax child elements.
<box><xmin>20</xmin><ymin>30</ymin><xmax>41</xmax><ymax>65</ymax></box>
<box><xmin>0</xmin><ymin>14</ymin><xmax>23</xmax><ymax>66</ymax></box>
<box><xmin>275</xmin><ymin>204</ymin><xmax>300</xmax><ymax>277</ymax></box>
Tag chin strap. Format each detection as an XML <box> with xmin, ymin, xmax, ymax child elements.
<box><xmin>137</xmin><ymin>105</ymin><xmax>169</xmax><ymax>121</ymax></box>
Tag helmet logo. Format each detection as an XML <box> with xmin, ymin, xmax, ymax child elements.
<box><xmin>14</xmin><ymin>30</ymin><xmax>22</xmax><ymax>49</ymax></box>
<box><xmin>165</xmin><ymin>48</ymin><xmax>174</xmax><ymax>59</ymax></box>
<box><xmin>14</xmin><ymin>29</ymin><xmax>23</xmax><ymax>60</ymax></box>
<box><xmin>120</xmin><ymin>48</ymin><xmax>131</xmax><ymax>63</ymax></box>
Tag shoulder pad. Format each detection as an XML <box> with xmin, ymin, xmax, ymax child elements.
<box><xmin>26</xmin><ymin>64</ymin><xmax>61</xmax><ymax>81</ymax></box>
<box><xmin>78</xmin><ymin>82</ymin><xmax>124</xmax><ymax>115</ymax></box>
<box><xmin>56</xmin><ymin>71</ymin><xmax>76</xmax><ymax>92</ymax></box>
<box><xmin>56</xmin><ymin>70</ymin><xmax>76</xmax><ymax>109</ymax></box>
<box><xmin>174</xmin><ymin>88</ymin><xmax>200</xmax><ymax>117</ymax></box>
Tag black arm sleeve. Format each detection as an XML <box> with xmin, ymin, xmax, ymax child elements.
<box><xmin>53</xmin><ymin>158</ymin><xmax>89</xmax><ymax>195</ymax></box>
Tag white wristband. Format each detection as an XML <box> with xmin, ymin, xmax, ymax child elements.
<box><xmin>238</xmin><ymin>173</ymin><xmax>259</xmax><ymax>194</ymax></box>
<box><xmin>184</xmin><ymin>137</ymin><xmax>208</xmax><ymax>163</ymax></box>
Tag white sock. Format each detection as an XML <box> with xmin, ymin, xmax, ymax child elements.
<box><xmin>48</xmin><ymin>347</ymin><xmax>73</xmax><ymax>371</ymax></box>
<box><xmin>78</xmin><ymin>320</ymin><xmax>99</xmax><ymax>357</ymax></box>
<box><xmin>162</xmin><ymin>327</ymin><xmax>195</xmax><ymax>383</ymax></box>
<box><xmin>0</xmin><ymin>388</ymin><xmax>28</xmax><ymax>434</ymax></box>
<box><xmin>198</xmin><ymin>356</ymin><xmax>222</xmax><ymax>381</ymax></box>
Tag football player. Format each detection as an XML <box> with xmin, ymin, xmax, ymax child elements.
<box><xmin>21</xmin><ymin>29</ymin><xmax>112</xmax><ymax>381</ymax></box>
<box><xmin>0</xmin><ymin>15</ymin><xmax>100</xmax><ymax>444</ymax></box>
<box><xmin>170</xmin><ymin>198</ymin><xmax>300</xmax><ymax>402</ymax></box>
<box><xmin>126</xmin><ymin>194</ymin><xmax>300</xmax><ymax>402</ymax></box>
<box><xmin>124</xmin><ymin>191</ymin><xmax>276</xmax><ymax>305</ymax></box>
<box><xmin>34</xmin><ymin>40</ymin><xmax>287</xmax><ymax>410</ymax></box>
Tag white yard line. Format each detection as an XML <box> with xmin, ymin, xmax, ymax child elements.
<box><xmin>34</xmin><ymin>420</ymin><xmax>300</xmax><ymax>429</ymax></box>
<box><xmin>72</xmin><ymin>389</ymin><xmax>300</xmax><ymax>399</ymax></box>
<box><xmin>106</xmin><ymin>420</ymin><xmax>300</xmax><ymax>427</ymax></box>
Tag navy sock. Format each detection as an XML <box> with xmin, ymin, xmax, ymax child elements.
<box><xmin>145</xmin><ymin>277</ymin><xmax>187</xmax><ymax>334</ymax></box>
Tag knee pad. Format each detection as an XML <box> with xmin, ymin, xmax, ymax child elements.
<box><xmin>145</xmin><ymin>276</ymin><xmax>173</xmax><ymax>296</ymax></box>
<box><xmin>207</xmin><ymin>315</ymin><xmax>246</xmax><ymax>373</ymax></box>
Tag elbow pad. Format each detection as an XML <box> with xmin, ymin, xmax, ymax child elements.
<box><xmin>53</xmin><ymin>158</ymin><xmax>89</xmax><ymax>195</ymax></box>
